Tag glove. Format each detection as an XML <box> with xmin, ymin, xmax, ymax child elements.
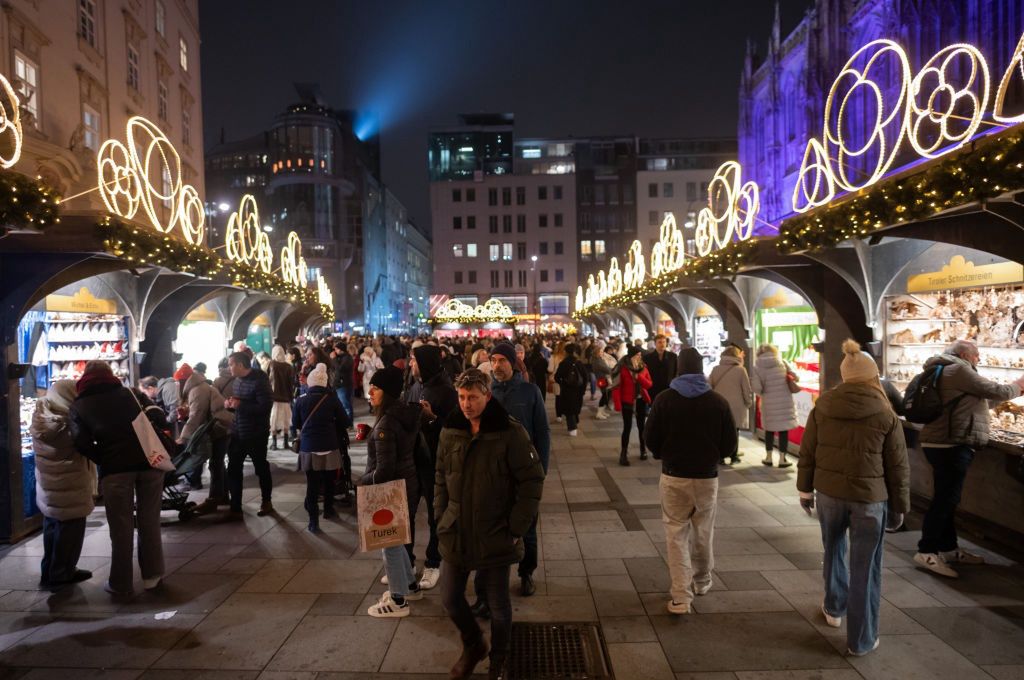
<box><xmin>799</xmin><ymin>492</ymin><xmax>815</xmax><ymax>516</ymax></box>
<box><xmin>886</xmin><ymin>512</ymin><xmax>905</xmax><ymax>532</ymax></box>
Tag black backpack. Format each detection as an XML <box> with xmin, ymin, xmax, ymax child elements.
<box><xmin>903</xmin><ymin>364</ymin><xmax>963</xmax><ymax>425</ymax></box>
<box><xmin>562</xmin><ymin>360</ymin><xmax>584</xmax><ymax>388</ymax></box>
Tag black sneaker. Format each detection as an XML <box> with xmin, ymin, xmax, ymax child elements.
<box><xmin>471</xmin><ymin>599</ymin><xmax>491</xmax><ymax>619</ymax></box>
<box><xmin>520</xmin><ymin>575</ymin><xmax>536</xmax><ymax>597</ymax></box>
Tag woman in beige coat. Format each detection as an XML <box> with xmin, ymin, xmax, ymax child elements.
<box><xmin>30</xmin><ymin>380</ymin><xmax>96</xmax><ymax>588</ymax></box>
<box><xmin>710</xmin><ymin>345</ymin><xmax>752</xmax><ymax>464</ymax></box>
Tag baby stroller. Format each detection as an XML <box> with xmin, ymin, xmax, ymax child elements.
<box><xmin>162</xmin><ymin>419</ymin><xmax>214</xmax><ymax>521</ymax></box>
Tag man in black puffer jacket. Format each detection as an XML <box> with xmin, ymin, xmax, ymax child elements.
<box><xmin>644</xmin><ymin>347</ymin><xmax>736</xmax><ymax>616</ymax></box>
<box><xmin>224</xmin><ymin>351</ymin><xmax>274</xmax><ymax>517</ymax></box>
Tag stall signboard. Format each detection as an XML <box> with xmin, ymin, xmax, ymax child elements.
<box><xmin>45</xmin><ymin>287</ymin><xmax>118</xmax><ymax>314</ymax></box>
<box><xmin>907</xmin><ymin>255</ymin><xmax>1024</xmax><ymax>293</ymax></box>
<box><xmin>185</xmin><ymin>304</ymin><xmax>218</xmax><ymax>322</ymax></box>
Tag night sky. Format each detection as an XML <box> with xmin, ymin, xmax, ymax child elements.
<box><xmin>199</xmin><ymin>0</ymin><xmax>811</xmax><ymax>228</ymax></box>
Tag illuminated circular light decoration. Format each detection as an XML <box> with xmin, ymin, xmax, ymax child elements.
<box><xmin>908</xmin><ymin>44</ymin><xmax>990</xmax><ymax>158</ymax></box>
<box><xmin>695</xmin><ymin>161</ymin><xmax>759</xmax><ymax>257</ymax></box>
<box><xmin>649</xmin><ymin>213</ymin><xmax>685</xmax><ymax>278</ymax></box>
<box><xmin>792</xmin><ymin>32</ymin><xmax>1024</xmax><ymax>214</ymax></box>
<box><xmin>825</xmin><ymin>40</ymin><xmax>912</xmax><ymax>193</ymax></box>
<box><xmin>433</xmin><ymin>298</ymin><xmax>516</xmax><ymax>323</ymax></box>
<box><xmin>0</xmin><ymin>72</ymin><xmax>23</xmax><ymax>168</ymax></box>
<box><xmin>316</xmin><ymin>273</ymin><xmax>333</xmax><ymax>309</ymax></box>
<box><xmin>994</xmin><ymin>31</ymin><xmax>1024</xmax><ymax>123</ymax></box>
<box><xmin>96</xmin><ymin>116</ymin><xmax>206</xmax><ymax>244</ymax></box>
<box><xmin>280</xmin><ymin>231</ymin><xmax>308</xmax><ymax>288</ymax></box>
<box><xmin>623</xmin><ymin>240</ymin><xmax>645</xmax><ymax>290</ymax></box>
<box><xmin>224</xmin><ymin>193</ymin><xmax>273</xmax><ymax>274</ymax></box>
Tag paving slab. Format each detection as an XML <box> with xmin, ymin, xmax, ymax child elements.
<box><xmin>266</xmin><ymin>615</ymin><xmax>397</xmax><ymax>672</ymax></box>
<box><xmin>902</xmin><ymin>606</ymin><xmax>1024</xmax><ymax>665</ymax></box>
<box><xmin>280</xmin><ymin>559</ymin><xmax>381</xmax><ymax>594</ymax></box>
<box><xmin>608</xmin><ymin>641</ymin><xmax>676</xmax><ymax>680</ymax></box>
<box><xmin>378</xmin><ymin>617</ymin><xmax>464</xmax><ymax>674</ymax></box>
<box><xmin>844</xmin><ymin>633</ymin><xmax>994</xmax><ymax>680</ymax></box>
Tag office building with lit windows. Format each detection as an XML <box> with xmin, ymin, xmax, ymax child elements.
<box><xmin>573</xmin><ymin>137</ymin><xmax>639</xmax><ymax>283</ymax></box>
<box><xmin>429</xmin><ymin>124</ymin><xmax>577</xmax><ymax>324</ymax></box>
<box><xmin>428</xmin><ymin>113</ymin><xmax>514</xmax><ymax>181</ymax></box>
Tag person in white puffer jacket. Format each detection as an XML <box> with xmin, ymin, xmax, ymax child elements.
<box><xmin>30</xmin><ymin>380</ymin><xmax>96</xmax><ymax>588</ymax></box>
<box><xmin>751</xmin><ymin>344</ymin><xmax>798</xmax><ymax>468</ymax></box>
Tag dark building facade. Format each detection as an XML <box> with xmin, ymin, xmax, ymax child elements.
<box><xmin>574</xmin><ymin>136</ymin><xmax>638</xmax><ymax>282</ymax></box>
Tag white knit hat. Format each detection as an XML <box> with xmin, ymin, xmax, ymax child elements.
<box><xmin>840</xmin><ymin>339</ymin><xmax>879</xmax><ymax>383</ymax></box>
<box><xmin>308</xmin><ymin>362</ymin><xmax>329</xmax><ymax>388</ymax></box>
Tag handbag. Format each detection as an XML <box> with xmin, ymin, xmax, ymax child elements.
<box><xmin>127</xmin><ymin>389</ymin><xmax>175</xmax><ymax>472</ymax></box>
<box><xmin>785</xmin><ymin>365</ymin><xmax>801</xmax><ymax>394</ymax></box>
<box><xmin>292</xmin><ymin>393</ymin><xmax>329</xmax><ymax>453</ymax></box>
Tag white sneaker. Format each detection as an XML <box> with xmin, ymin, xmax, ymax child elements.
<box><xmin>367</xmin><ymin>591</ymin><xmax>410</xmax><ymax>618</ymax></box>
<box><xmin>822</xmin><ymin>603</ymin><xmax>842</xmax><ymax>628</ymax></box>
<box><xmin>380</xmin><ymin>573</ymin><xmax>389</xmax><ymax>585</ymax></box>
<box><xmin>667</xmin><ymin>600</ymin><xmax>690</xmax><ymax>614</ymax></box>
<box><xmin>847</xmin><ymin>639</ymin><xmax>880</xmax><ymax>656</ymax></box>
<box><xmin>694</xmin><ymin>581</ymin><xmax>712</xmax><ymax>596</ymax></box>
<box><xmin>942</xmin><ymin>548</ymin><xmax>985</xmax><ymax>565</ymax></box>
<box><xmin>569</xmin><ymin>429</ymin><xmax>578</xmax><ymax>437</ymax></box>
<box><xmin>914</xmin><ymin>552</ymin><xmax>959</xmax><ymax>578</ymax></box>
<box><xmin>142</xmin><ymin>576</ymin><xmax>162</xmax><ymax>590</ymax></box>
<box><xmin>556</xmin><ymin>416</ymin><xmax>564</xmax><ymax>423</ymax></box>
<box><xmin>419</xmin><ymin>567</ymin><xmax>441</xmax><ymax>590</ymax></box>
<box><xmin>595</xmin><ymin>409</ymin><xmax>608</xmax><ymax>420</ymax></box>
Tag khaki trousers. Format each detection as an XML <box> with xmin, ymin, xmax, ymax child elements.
<box><xmin>660</xmin><ymin>474</ymin><xmax>718</xmax><ymax>605</ymax></box>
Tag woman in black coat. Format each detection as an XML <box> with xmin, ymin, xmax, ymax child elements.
<box><xmin>291</xmin><ymin>363</ymin><xmax>351</xmax><ymax>532</ymax></box>
<box><xmin>554</xmin><ymin>343</ymin><xmax>587</xmax><ymax>436</ymax></box>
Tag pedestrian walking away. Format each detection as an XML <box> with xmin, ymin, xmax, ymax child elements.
<box><xmin>797</xmin><ymin>340</ymin><xmax>910</xmax><ymax>656</ymax></box>
<box><xmin>709</xmin><ymin>344</ymin><xmax>752</xmax><ymax>464</ymax></box>
<box><xmin>553</xmin><ymin>342</ymin><xmax>587</xmax><ymax>436</ymax></box>
<box><xmin>752</xmin><ymin>344</ymin><xmax>798</xmax><ymax>467</ymax></box>
<box><xmin>292</xmin><ymin>363</ymin><xmax>350</xmax><ymax>532</ymax></box>
<box><xmin>436</xmin><ymin>368</ymin><xmax>545</xmax><ymax>679</ymax></box>
<box><xmin>644</xmin><ymin>347</ymin><xmax>737</xmax><ymax>614</ymax></box>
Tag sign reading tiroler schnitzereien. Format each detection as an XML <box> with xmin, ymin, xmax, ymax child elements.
<box><xmin>907</xmin><ymin>255</ymin><xmax>1024</xmax><ymax>293</ymax></box>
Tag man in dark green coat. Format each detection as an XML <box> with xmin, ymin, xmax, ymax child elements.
<box><xmin>435</xmin><ymin>368</ymin><xmax>545</xmax><ymax>680</ymax></box>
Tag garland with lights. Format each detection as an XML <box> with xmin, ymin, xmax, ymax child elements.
<box><xmin>779</xmin><ymin>128</ymin><xmax>1024</xmax><ymax>254</ymax></box>
<box><xmin>0</xmin><ymin>169</ymin><xmax>60</xmax><ymax>233</ymax></box>
<box><xmin>98</xmin><ymin>218</ymin><xmax>334</xmax><ymax>319</ymax></box>
<box><xmin>572</xmin><ymin>238</ymin><xmax>759</xmax><ymax>318</ymax></box>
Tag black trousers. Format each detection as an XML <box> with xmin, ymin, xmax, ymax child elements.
<box><xmin>445</xmin><ymin>562</ymin><xmax>512</xmax><ymax>658</ymax></box>
<box><xmin>407</xmin><ymin>458</ymin><xmax>442</xmax><ymax>569</ymax></box>
<box><xmin>621</xmin><ymin>400</ymin><xmax>648</xmax><ymax>452</ymax></box>
<box><xmin>227</xmin><ymin>433</ymin><xmax>272</xmax><ymax>511</ymax></box>
<box><xmin>918</xmin><ymin>445</ymin><xmax>974</xmax><ymax>554</ymax></box>
<box><xmin>41</xmin><ymin>516</ymin><xmax>86</xmax><ymax>584</ymax></box>
<box><xmin>765</xmin><ymin>430</ymin><xmax>789</xmax><ymax>454</ymax></box>
<box><xmin>304</xmin><ymin>470</ymin><xmax>335</xmax><ymax>519</ymax></box>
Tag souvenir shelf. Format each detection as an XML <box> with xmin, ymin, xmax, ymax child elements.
<box><xmin>885</xmin><ymin>289</ymin><xmax>1024</xmax><ymax>445</ymax></box>
<box><xmin>43</xmin><ymin>315</ymin><xmax>130</xmax><ymax>384</ymax></box>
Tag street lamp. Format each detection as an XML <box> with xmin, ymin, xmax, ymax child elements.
<box><xmin>531</xmin><ymin>255</ymin><xmax>539</xmax><ymax>333</ymax></box>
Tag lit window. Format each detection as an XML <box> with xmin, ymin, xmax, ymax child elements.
<box><xmin>155</xmin><ymin>1</ymin><xmax>166</xmax><ymax>37</ymax></box>
<box><xmin>182</xmin><ymin>108</ymin><xmax>191</xmax><ymax>146</ymax></box>
<box><xmin>502</xmin><ymin>243</ymin><xmax>513</xmax><ymax>261</ymax></box>
<box><xmin>79</xmin><ymin>0</ymin><xmax>97</xmax><ymax>48</ymax></box>
<box><xmin>595</xmin><ymin>239</ymin><xmax>606</xmax><ymax>260</ymax></box>
<box><xmin>580</xmin><ymin>240</ymin><xmax>592</xmax><ymax>261</ymax></box>
<box><xmin>13</xmin><ymin>52</ymin><xmax>38</xmax><ymax>123</ymax></box>
<box><xmin>467</xmin><ymin>243</ymin><xmax>477</xmax><ymax>258</ymax></box>
<box><xmin>452</xmin><ymin>244</ymin><xmax>464</xmax><ymax>258</ymax></box>
<box><xmin>158</xmin><ymin>81</ymin><xmax>168</xmax><ymax>120</ymax></box>
<box><xmin>82</xmin><ymin>105</ymin><xmax>100</xmax><ymax>151</ymax></box>
<box><xmin>127</xmin><ymin>45</ymin><xmax>140</xmax><ymax>91</ymax></box>
<box><xmin>179</xmin><ymin>36</ymin><xmax>189</xmax><ymax>71</ymax></box>
<box><xmin>489</xmin><ymin>244</ymin><xmax>499</xmax><ymax>261</ymax></box>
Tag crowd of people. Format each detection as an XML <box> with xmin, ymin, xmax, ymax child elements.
<box><xmin>25</xmin><ymin>328</ymin><xmax>1023</xmax><ymax>675</ymax></box>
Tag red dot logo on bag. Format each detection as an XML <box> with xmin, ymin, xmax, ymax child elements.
<box><xmin>372</xmin><ymin>509</ymin><xmax>394</xmax><ymax>526</ymax></box>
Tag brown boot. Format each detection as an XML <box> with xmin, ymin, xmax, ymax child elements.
<box><xmin>450</xmin><ymin>639</ymin><xmax>489</xmax><ymax>679</ymax></box>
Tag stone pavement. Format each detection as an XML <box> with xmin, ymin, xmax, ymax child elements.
<box><xmin>2</xmin><ymin>392</ymin><xmax>1024</xmax><ymax>679</ymax></box>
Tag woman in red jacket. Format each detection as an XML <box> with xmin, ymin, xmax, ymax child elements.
<box><xmin>612</xmin><ymin>345</ymin><xmax>653</xmax><ymax>466</ymax></box>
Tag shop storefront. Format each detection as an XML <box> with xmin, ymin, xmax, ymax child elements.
<box><xmin>175</xmin><ymin>303</ymin><xmax>229</xmax><ymax>372</ymax></box>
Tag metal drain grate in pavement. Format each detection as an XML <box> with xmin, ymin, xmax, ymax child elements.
<box><xmin>507</xmin><ymin>622</ymin><xmax>613</xmax><ymax>679</ymax></box>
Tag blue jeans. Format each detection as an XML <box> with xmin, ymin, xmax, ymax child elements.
<box><xmin>816</xmin><ymin>491</ymin><xmax>886</xmax><ymax>655</ymax></box>
<box><xmin>382</xmin><ymin>544</ymin><xmax>414</xmax><ymax>598</ymax></box>
<box><xmin>918</xmin><ymin>445</ymin><xmax>974</xmax><ymax>554</ymax></box>
<box><xmin>336</xmin><ymin>386</ymin><xmax>354</xmax><ymax>423</ymax></box>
